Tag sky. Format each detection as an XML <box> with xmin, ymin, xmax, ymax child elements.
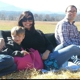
<box><xmin>0</xmin><ymin>0</ymin><xmax>80</xmax><ymax>13</ymax></box>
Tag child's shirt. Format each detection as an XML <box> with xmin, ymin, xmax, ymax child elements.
<box><xmin>0</xmin><ymin>37</ymin><xmax>24</xmax><ymax>57</ymax></box>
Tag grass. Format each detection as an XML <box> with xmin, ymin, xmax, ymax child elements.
<box><xmin>35</xmin><ymin>21</ymin><xmax>57</xmax><ymax>33</ymax></box>
<box><xmin>1</xmin><ymin>69</ymin><xmax>80</xmax><ymax>79</ymax></box>
<box><xmin>0</xmin><ymin>20</ymin><xmax>80</xmax><ymax>79</ymax></box>
<box><xmin>0</xmin><ymin>20</ymin><xmax>57</xmax><ymax>33</ymax></box>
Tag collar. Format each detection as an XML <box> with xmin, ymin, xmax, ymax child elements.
<box><xmin>64</xmin><ymin>17</ymin><xmax>75</xmax><ymax>24</ymax></box>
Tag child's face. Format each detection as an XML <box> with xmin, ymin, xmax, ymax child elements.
<box><xmin>11</xmin><ymin>33</ymin><xmax>25</xmax><ymax>45</ymax></box>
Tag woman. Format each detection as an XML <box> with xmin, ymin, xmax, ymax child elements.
<box><xmin>0</xmin><ymin>11</ymin><xmax>80</xmax><ymax>70</ymax></box>
<box><xmin>18</xmin><ymin>11</ymin><xmax>53</xmax><ymax>60</ymax></box>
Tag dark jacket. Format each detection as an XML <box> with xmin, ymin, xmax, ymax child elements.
<box><xmin>0</xmin><ymin>37</ymin><xmax>24</xmax><ymax>57</ymax></box>
<box><xmin>0</xmin><ymin>30</ymin><xmax>54</xmax><ymax>54</ymax></box>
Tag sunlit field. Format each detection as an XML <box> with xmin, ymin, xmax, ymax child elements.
<box><xmin>0</xmin><ymin>20</ymin><xmax>80</xmax><ymax>33</ymax></box>
<box><xmin>0</xmin><ymin>20</ymin><xmax>56</xmax><ymax>33</ymax></box>
<box><xmin>0</xmin><ymin>20</ymin><xmax>80</xmax><ymax>79</ymax></box>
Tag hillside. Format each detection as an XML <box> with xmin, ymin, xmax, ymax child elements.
<box><xmin>0</xmin><ymin>1</ymin><xmax>26</xmax><ymax>11</ymax></box>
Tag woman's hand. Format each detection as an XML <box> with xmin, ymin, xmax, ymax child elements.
<box><xmin>0</xmin><ymin>38</ymin><xmax>5</xmax><ymax>51</ymax></box>
<box><xmin>42</xmin><ymin>50</ymin><xmax>50</xmax><ymax>60</ymax></box>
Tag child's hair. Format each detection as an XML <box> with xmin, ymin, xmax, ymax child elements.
<box><xmin>11</xmin><ymin>26</ymin><xmax>25</xmax><ymax>35</ymax></box>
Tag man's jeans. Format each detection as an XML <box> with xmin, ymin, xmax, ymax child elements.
<box><xmin>48</xmin><ymin>44</ymin><xmax>80</xmax><ymax>69</ymax></box>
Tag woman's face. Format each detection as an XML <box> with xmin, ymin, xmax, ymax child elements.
<box><xmin>22</xmin><ymin>15</ymin><xmax>33</xmax><ymax>30</ymax></box>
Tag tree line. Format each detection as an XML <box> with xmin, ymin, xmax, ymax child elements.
<box><xmin>0</xmin><ymin>11</ymin><xmax>80</xmax><ymax>21</ymax></box>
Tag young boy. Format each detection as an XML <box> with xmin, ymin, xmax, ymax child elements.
<box><xmin>0</xmin><ymin>26</ymin><xmax>29</xmax><ymax>56</ymax></box>
<box><xmin>0</xmin><ymin>26</ymin><xmax>31</xmax><ymax>71</ymax></box>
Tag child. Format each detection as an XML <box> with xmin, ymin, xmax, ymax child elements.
<box><xmin>0</xmin><ymin>26</ymin><xmax>29</xmax><ymax>56</ymax></box>
<box><xmin>0</xmin><ymin>26</ymin><xmax>33</xmax><ymax>71</ymax></box>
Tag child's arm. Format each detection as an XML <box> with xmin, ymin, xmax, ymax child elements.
<box><xmin>1</xmin><ymin>46</ymin><xmax>29</xmax><ymax>57</ymax></box>
<box><xmin>1</xmin><ymin>47</ymin><xmax>24</xmax><ymax>57</ymax></box>
<box><xmin>10</xmin><ymin>50</ymin><xmax>29</xmax><ymax>56</ymax></box>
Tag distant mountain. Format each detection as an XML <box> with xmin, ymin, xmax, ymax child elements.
<box><xmin>0</xmin><ymin>1</ymin><xmax>26</xmax><ymax>11</ymax></box>
<box><xmin>0</xmin><ymin>1</ymin><xmax>65</xmax><ymax>14</ymax></box>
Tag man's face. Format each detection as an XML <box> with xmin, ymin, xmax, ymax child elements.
<box><xmin>65</xmin><ymin>6</ymin><xmax>77</xmax><ymax>21</ymax></box>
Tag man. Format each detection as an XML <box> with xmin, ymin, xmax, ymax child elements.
<box><xmin>55</xmin><ymin>5</ymin><xmax>80</xmax><ymax>63</ymax></box>
<box><xmin>55</xmin><ymin>5</ymin><xmax>80</xmax><ymax>47</ymax></box>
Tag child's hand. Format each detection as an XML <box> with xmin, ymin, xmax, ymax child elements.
<box><xmin>21</xmin><ymin>50</ymin><xmax>29</xmax><ymax>56</ymax></box>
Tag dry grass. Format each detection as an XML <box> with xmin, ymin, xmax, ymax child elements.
<box><xmin>0</xmin><ymin>20</ymin><xmax>80</xmax><ymax>79</ymax></box>
<box><xmin>0</xmin><ymin>20</ymin><xmax>57</xmax><ymax>33</ymax></box>
<box><xmin>0</xmin><ymin>20</ymin><xmax>18</xmax><ymax>30</ymax></box>
<box><xmin>0</xmin><ymin>20</ymin><xmax>80</xmax><ymax>33</ymax></box>
<box><xmin>0</xmin><ymin>69</ymin><xmax>80</xmax><ymax>79</ymax></box>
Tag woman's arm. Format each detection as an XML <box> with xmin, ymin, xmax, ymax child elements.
<box><xmin>0</xmin><ymin>30</ymin><xmax>11</xmax><ymax>42</ymax></box>
<box><xmin>0</xmin><ymin>30</ymin><xmax>11</xmax><ymax>50</ymax></box>
<box><xmin>0</xmin><ymin>38</ymin><xmax>5</xmax><ymax>51</ymax></box>
<box><xmin>38</xmin><ymin>30</ymin><xmax>54</xmax><ymax>52</ymax></box>
<box><xmin>38</xmin><ymin>30</ymin><xmax>54</xmax><ymax>60</ymax></box>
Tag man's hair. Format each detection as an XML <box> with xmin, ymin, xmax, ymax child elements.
<box><xmin>11</xmin><ymin>26</ymin><xmax>25</xmax><ymax>35</ymax></box>
<box><xmin>65</xmin><ymin>5</ymin><xmax>77</xmax><ymax>12</ymax></box>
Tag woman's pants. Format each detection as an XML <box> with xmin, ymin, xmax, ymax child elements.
<box><xmin>48</xmin><ymin>44</ymin><xmax>80</xmax><ymax>69</ymax></box>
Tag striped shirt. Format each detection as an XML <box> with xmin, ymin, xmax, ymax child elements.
<box><xmin>55</xmin><ymin>18</ymin><xmax>80</xmax><ymax>47</ymax></box>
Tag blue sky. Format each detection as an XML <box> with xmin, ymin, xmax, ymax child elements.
<box><xmin>0</xmin><ymin>0</ymin><xmax>80</xmax><ymax>13</ymax></box>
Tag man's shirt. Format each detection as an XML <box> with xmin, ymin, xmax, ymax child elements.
<box><xmin>55</xmin><ymin>18</ymin><xmax>80</xmax><ymax>47</ymax></box>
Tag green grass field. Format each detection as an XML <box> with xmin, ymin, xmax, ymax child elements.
<box><xmin>0</xmin><ymin>20</ymin><xmax>80</xmax><ymax>79</ymax></box>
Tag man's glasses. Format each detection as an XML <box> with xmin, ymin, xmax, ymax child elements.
<box><xmin>22</xmin><ymin>17</ymin><xmax>33</xmax><ymax>22</ymax></box>
<box><xmin>67</xmin><ymin>10</ymin><xmax>77</xmax><ymax>13</ymax></box>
